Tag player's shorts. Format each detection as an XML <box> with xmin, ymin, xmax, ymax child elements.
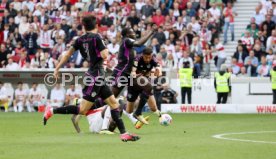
<box><xmin>110</xmin><ymin>70</ymin><xmax>130</xmax><ymax>91</ymax></box>
<box><xmin>127</xmin><ymin>76</ymin><xmax>153</xmax><ymax>102</ymax></box>
<box><xmin>82</xmin><ymin>72</ymin><xmax>113</xmax><ymax>102</ymax></box>
<box><xmin>86</xmin><ymin>108</ymin><xmax>104</xmax><ymax>133</ymax></box>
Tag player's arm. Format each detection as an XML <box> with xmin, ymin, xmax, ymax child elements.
<box><xmin>133</xmin><ymin>25</ymin><xmax>157</xmax><ymax>46</ymax></box>
<box><xmin>54</xmin><ymin>47</ymin><xmax>75</xmax><ymax>79</ymax></box>
<box><xmin>130</xmin><ymin>57</ymin><xmax>139</xmax><ymax>77</ymax></box>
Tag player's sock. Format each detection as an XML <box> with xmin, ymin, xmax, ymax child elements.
<box><xmin>134</xmin><ymin>93</ymin><xmax>149</xmax><ymax>116</ymax></box>
<box><xmin>101</xmin><ymin>107</ymin><xmax>111</xmax><ymax>130</ymax></box>
<box><xmin>111</xmin><ymin>108</ymin><xmax>126</xmax><ymax>134</ymax></box>
<box><xmin>123</xmin><ymin>110</ymin><xmax>138</xmax><ymax>124</ymax></box>
<box><xmin>14</xmin><ymin>106</ymin><xmax>18</xmax><ymax>112</ymax></box>
<box><xmin>53</xmin><ymin>105</ymin><xmax>79</xmax><ymax>114</ymax></box>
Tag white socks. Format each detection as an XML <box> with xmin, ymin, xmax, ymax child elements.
<box><xmin>123</xmin><ymin>110</ymin><xmax>138</xmax><ymax>124</ymax></box>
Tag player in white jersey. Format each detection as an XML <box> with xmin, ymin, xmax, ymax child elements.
<box><xmin>0</xmin><ymin>82</ymin><xmax>9</xmax><ymax>112</ymax></box>
<box><xmin>71</xmin><ymin>98</ymin><xmax>147</xmax><ymax>134</ymax></box>
<box><xmin>27</xmin><ymin>83</ymin><xmax>42</xmax><ymax>112</ymax></box>
<box><xmin>13</xmin><ymin>82</ymin><xmax>29</xmax><ymax>112</ymax></box>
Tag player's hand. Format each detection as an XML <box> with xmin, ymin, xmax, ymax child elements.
<box><xmin>154</xmin><ymin>69</ymin><xmax>161</xmax><ymax>77</ymax></box>
<box><xmin>54</xmin><ymin>69</ymin><xmax>60</xmax><ymax>79</ymax></box>
<box><xmin>131</xmin><ymin>71</ymin><xmax>137</xmax><ymax>78</ymax></box>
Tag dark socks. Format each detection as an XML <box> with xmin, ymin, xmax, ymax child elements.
<box><xmin>53</xmin><ymin>105</ymin><xmax>79</xmax><ymax>114</ymax></box>
<box><xmin>111</xmin><ymin>108</ymin><xmax>126</xmax><ymax>134</ymax></box>
<box><xmin>134</xmin><ymin>94</ymin><xmax>148</xmax><ymax>116</ymax></box>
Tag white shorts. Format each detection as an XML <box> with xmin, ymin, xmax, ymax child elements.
<box><xmin>86</xmin><ymin>109</ymin><xmax>104</xmax><ymax>133</ymax></box>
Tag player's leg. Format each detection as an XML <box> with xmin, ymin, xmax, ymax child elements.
<box><xmin>134</xmin><ymin>77</ymin><xmax>161</xmax><ymax>118</ymax></box>
<box><xmin>102</xmin><ymin>85</ymin><xmax>140</xmax><ymax>141</ymax></box>
<box><xmin>99</xmin><ymin>106</ymin><xmax>115</xmax><ymax>135</ymax></box>
<box><xmin>13</xmin><ymin>100</ymin><xmax>18</xmax><ymax>112</ymax></box>
<box><xmin>71</xmin><ymin>114</ymin><xmax>82</xmax><ymax>133</ymax></box>
<box><xmin>222</xmin><ymin>93</ymin><xmax>228</xmax><ymax>104</ymax></box>
<box><xmin>187</xmin><ymin>88</ymin><xmax>192</xmax><ymax>104</ymax></box>
<box><xmin>18</xmin><ymin>102</ymin><xmax>23</xmax><ymax>112</ymax></box>
<box><xmin>44</xmin><ymin>98</ymin><xmax>94</xmax><ymax>125</ymax></box>
<box><xmin>0</xmin><ymin>97</ymin><xmax>9</xmax><ymax>112</ymax></box>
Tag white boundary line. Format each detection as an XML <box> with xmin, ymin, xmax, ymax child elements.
<box><xmin>212</xmin><ymin>131</ymin><xmax>276</xmax><ymax>144</ymax></box>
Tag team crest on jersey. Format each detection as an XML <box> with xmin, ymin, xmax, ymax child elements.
<box><xmin>147</xmin><ymin>64</ymin><xmax>151</xmax><ymax>68</ymax></box>
<box><xmin>128</xmin><ymin>94</ymin><xmax>132</xmax><ymax>99</ymax></box>
<box><xmin>91</xmin><ymin>92</ymin><xmax>97</xmax><ymax>97</ymax></box>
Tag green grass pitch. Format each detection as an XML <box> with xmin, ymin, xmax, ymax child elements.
<box><xmin>1</xmin><ymin>113</ymin><xmax>276</xmax><ymax>159</ymax></box>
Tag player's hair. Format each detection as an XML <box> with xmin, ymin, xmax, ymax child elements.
<box><xmin>82</xmin><ymin>15</ymin><xmax>97</xmax><ymax>31</ymax></box>
<box><xmin>121</xmin><ymin>27</ymin><xmax>132</xmax><ymax>37</ymax></box>
<box><xmin>142</xmin><ymin>47</ymin><xmax>153</xmax><ymax>55</ymax></box>
<box><xmin>17</xmin><ymin>82</ymin><xmax>23</xmax><ymax>85</ymax></box>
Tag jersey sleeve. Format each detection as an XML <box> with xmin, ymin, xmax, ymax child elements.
<box><xmin>96</xmin><ymin>34</ymin><xmax>107</xmax><ymax>52</ymax></box>
<box><xmin>72</xmin><ymin>38</ymin><xmax>80</xmax><ymax>51</ymax></box>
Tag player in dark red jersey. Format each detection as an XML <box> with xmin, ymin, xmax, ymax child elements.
<box><xmin>43</xmin><ymin>15</ymin><xmax>139</xmax><ymax>142</ymax></box>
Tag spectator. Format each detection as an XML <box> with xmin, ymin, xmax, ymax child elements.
<box><xmin>24</xmin><ymin>26</ymin><xmax>38</xmax><ymax>56</ymax></box>
<box><xmin>213</xmin><ymin>38</ymin><xmax>226</xmax><ymax>71</ymax></box>
<box><xmin>107</xmin><ymin>38</ymin><xmax>119</xmax><ymax>55</ymax></box>
<box><xmin>65</xmin><ymin>83</ymin><xmax>82</xmax><ymax>105</ymax></box>
<box><xmin>203</xmin><ymin>43</ymin><xmax>213</xmax><ymax>77</ymax></box>
<box><xmin>262</xmin><ymin>14</ymin><xmax>275</xmax><ymax>37</ymax></box>
<box><xmin>153</xmin><ymin>27</ymin><xmax>166</xmax><ymax>45</ymax></box>
<box><xmin>266</xmin><ymin>29</ymin><xmax>276</xmax><ymax>52</ymax></box>
<box><xmin>50</xmin><ymin>83</ymin><xmax>65</xmax><ymax>108</ymax></box>
<box><xmin>141</xmin><ymin>0</ymin><xmax>154</xmax><ymax>18</ymax></box>
<box><xmin>161</xmin><ymin>84</ymin><xmax>178</xmax><ymax>104</ymax></box>
<box><xmin>18</xmin><ymin>16</ymin><xmax>30</xmax><ymax>35</ymax></box>
<box><xmin>223</xmin><ymin>2</ymin><xmax>237</xmax><ymax>44</ymax></box>
<box><xmin>233</xmin><ymin>45</ymin><xmax>248</xmax><ymax>67</ymax></box>
<box><xmin>190</xmin><ymin>37</ymin><xmax>203</xmax><ymax>56</ymax></box>
<box><xmin>151</xmin><ymin>38</ymin><xmax>160</xmax><ymax>55</ymax></box>
<box><xmin>241</xmin><ymin>30</ymin><xmax>254</xmax><ymax>52</ymax></box>
<box><xmin>101</xmin><ymin>12</ymin><xmax>113</xmax><ymax>27</ymax></box>
<box><xmin>254</xmin><ymin>43</ymin><xmax>266</xmax><ymax>61</ymax></box>
<box><xmin>186</xmin><ymin>2</ymin><xmax>196</xmax><ymax>17</ymax></box>
<box><xmin>237</xmin><ymin>66</ymin><xmax>249</xmax><ymax>77</ymax></box>
<box><xmin>257</xmin><ymin>56</ymin><xmax>270</xmax><ymax>77</ymax></box>
<box><xmin>230</xmin><ymin>58</ymin><xmax>240</xmax><ymax>75</ymax></box>
<box><xmin>6</xmin><ymin>57</ymin><xmax>19</xmax><ymax>70</ymax></box>
<box><xmin>266</xmin><ymin>48</ymin><xmax>274</xmax><ymax>66</ymax></box>
<box><xmin>245</xmin><ymin>50</ymin><xmax>259</xmax><ymax>77</ymax></box>
<box><xmin>178</xmin><ymin>51</ymin><xmax>194</xmax><ymax>69</ymax></box>
<box><xmin>0</xmin><ymin>43</ymin><xmax>8</xmax><ymax>66</ymax></box>
<box><xmin>253</xmin><ymin>6</ymin><xmax>265</xmax><ymax>26</ymax></box>
<box><xmin>152</xmin><ymin>9</ymin><xmax>165</xmax><ymax>27</ymax></box>
<box><xmin>13</xmin><ymin>82</ymin><xmax>28</xmax><ymax>112</ymax></box>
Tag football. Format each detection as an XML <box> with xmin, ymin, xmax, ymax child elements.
<box><xmin>159</xmin><ymin>114</ymin><xmax>172</xmax><ymax>126</ymax></box>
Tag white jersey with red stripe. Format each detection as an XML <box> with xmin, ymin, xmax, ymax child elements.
<box><xmin>86</xmin><ymin>106</ymin><xmax>111</xmax><ymax>133</ymax></box>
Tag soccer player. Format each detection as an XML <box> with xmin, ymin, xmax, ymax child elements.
<box><xmin>43</xmin><ymin>15</ymin><xmax>139</xmax><ymax>142</ymax></box>
<box><xmin>126</xmin><ymin>47</ymin><xmax>162</xmax><ymax>124</ymax></box>
<box><xmin>71</xmin><ymin>98</ymin><xmax>145</xmax><ymax>134</ymax></box>
<box><xmin>111</xmin><ymin>26</ymin><xmax>156</xmax><ymax>96</ymax></box>
<box><xmin>13</xmin><ymin>82</ymin><xmax>29</xmax><ymax>112</ymax></box>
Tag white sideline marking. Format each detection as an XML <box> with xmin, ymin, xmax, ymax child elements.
<box><xmin>212</xmin><ymin>131</ymin><xmax>276</xmax><ymax>144</ymax></box>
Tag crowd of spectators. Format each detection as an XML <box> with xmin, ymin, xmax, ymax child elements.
<box><xmin>231</xmin><ymin>0</ymin><xmax>276</xmax><ymax>77</ymax></box>
<box><xmin>0</xmin><ymin>0</ymin><xmax>238</xmax><ymax>79</ymax></box>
